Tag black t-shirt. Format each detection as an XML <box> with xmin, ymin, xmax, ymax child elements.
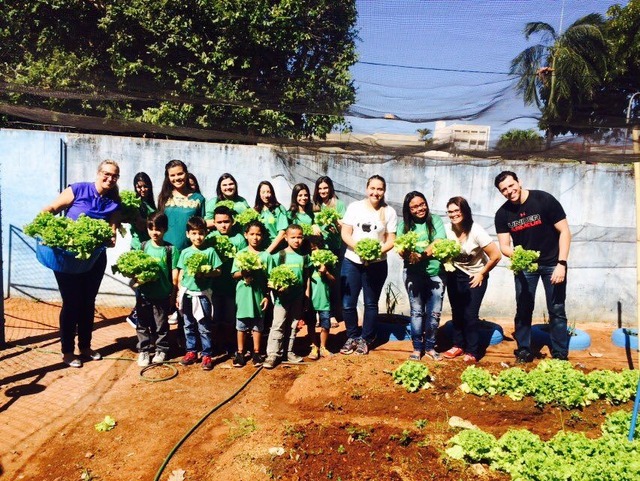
<box><xmin>494</xmin><ymin>190</ymin><xmax>566</xmax><ymax>266</ymax></box>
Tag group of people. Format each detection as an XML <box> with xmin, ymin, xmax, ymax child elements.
<box><xmin>43</xmin><ymin>159</ymin><xmax>571</xmax><ymax>369</ymax></box>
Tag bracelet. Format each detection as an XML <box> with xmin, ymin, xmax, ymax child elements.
<box><xmin>557</xmin><ymin>260</ymin><xmax>567</xmax><ymax>267</ymax></box>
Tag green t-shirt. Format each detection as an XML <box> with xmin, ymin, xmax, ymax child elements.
<box><xmin>310</xmin><ymin>266</ymin><xmax>333</xmax><ymax>312</ymax></box>
<box><xmin>260</xmin><ymin>205</ymin><xmax>289</xmax><ymax>245</ymax></box>
<box><xmin>288</xmin><ymin>210</ymin><xmax>314</xmax><ymax>227</ymax></box>
<box><xmin>204</xmin><ymin>195</ymin><xmax>250</xmax><ymax>219</ymax></box>
<box><xmin>270</xmin><ymin>249</ymin><xmax>309</xmax><ymax>306</ymax></box>
<box><xmin>315</xmin><ymin>199</ymin><xmax>346</xmax><ymax>254</ymax></box>
<box><xmin>163</xmin><ymin>192</ymin><xmax>206</xmax><ymax>252</ymax></box>
<box><xmin>232</xmin><ymin>247</ymin><xmax>273</xmax><ymax>319</ymax></box>
<box><xmin>138</xmin><ymin>241</ymin><xmax>179</xmax><ymax>300</ymax></box>
<box><xmin>208</xmin><ymin>229</ymin><xmax>248</xmax><ymax>297</ymax></box>
<box><xmin>396</xmin><ymin>214</ymin><xmax>445</xmax><ymax>277</ymax></box>
<box><xmin>130</xmin><ymin>201</ymin><xmax>155</xmax><ymax>250</ymax></box>
<box><xmin>177</xmin><ymin>246</ymin><xmax>223</xmax><ymax>291</ymax></box>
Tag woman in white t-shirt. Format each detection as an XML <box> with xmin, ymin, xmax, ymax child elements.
<box><xmin>442</xmin><ymin>196</ymin><xmax>501</xmax><ymax>363</ymax></box>
<box><xmin>339</xmin><ymin>175</ymin><xmax>398</xmax><ymax>355</ymax></box>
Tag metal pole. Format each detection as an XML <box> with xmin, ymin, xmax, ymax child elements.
<box><xmin>0</xmin><ymin>161</ymin><xmax>5</xmax><ymax>349</ymax></box>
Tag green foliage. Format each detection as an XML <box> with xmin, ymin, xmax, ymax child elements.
<box><xmin>24</xmin><ymin>212</ymin><xmax>112</xmax><ymax>260</ymax></box>
<box><xmin>94</xmin><ymin>415</ymin><xmax>116</xmax><ymax>432</ymax></box>
<box><xmin>431</xmin><ymin>239</ymin><xmax>461</xmax><ymax>272</ymax></box>
<box><xmin>299</xmin><ymin>223</ymin><xmax>314</xmax><ymax>236</ymax></box>
<box><xmin>459</xmin><ymin>365</ymin><xmax>497</xmax><ymax>396</ymax></box>
<box><xmin>494</xmin><ymin>367</ymin><xmax>529</xmax><ymax>401</ymax></box>
<box><xmin>1</xmin><ymin>0</ymin><xmax>358</xmax><ymax>139</ymax></box>
<box><xmin>392</xmin><ymin>361</ymin><xmax>433</xmax><ymax>392</ymax></box>
<box><xmin>314</xmin><ymin>207</ymin><xmax>342</xmax><ymax>227</ymax></box>
<box><xmin>446</xmin><ymin>429</ymin><xmax>497</xmax><ymax>463</ymax></box>
<box><xmin>235</xmin><ymin>250</ymin><xmax>264</xmax><ymax>272</ymax></box>
<box><xmin>496</xmin><ymin>129</ymin><xmax>544</xmax><ymax>152</ymax></box>
<box><xmin>310</xmin><ymin>249</ymin><xmax>338</xmax><ymax>268</ymax></box>
<box><xmin>184</xmin><ymin>252</ymin><xmax>212</xmax><ymax>277</ymax></box>
<box><xmin>354</xmin><ymin>238</ymin><xmax>382</xmax><ymax>262</ymax></box>
<box><xmin>119</xmin><ymin>190</ymin><xmax>141</xmax><ymax>223</ymax></box>
<box><xmin>215</xmin><ymin>200</ymin><xmax>236</xmax><ymax>211</ymax></box>
<box><xmin>393</xmin><ymin>231</ymin><xmax>428</xmax><ymax>254</ymax></box>
<box><xmin>235</xmin><ymin>209</ymin><xmax>261</xmax><ymax>226</ymax></box>
<box><xmin>112</xmin><ymin>250</ymin><xmax>161</xmax><ymax>284</ymax></box>
<box><xmin>208</xmin><ymin>235</ymin><xmax>237</xmax><ymax>259</ymax></box>
<box><xmin>268</xmin><ymin>264</ymin><xmax>298</xmax><ymax>291</ymax></box>
<box><xmin>509</xmin><ymin>246</ymin><xmax>540</xmax><ymax>274</ymax></box>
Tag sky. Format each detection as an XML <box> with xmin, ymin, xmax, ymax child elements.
<box><xmin>347</xmin><ymin>0</ymin><xmax>623</xmax><ymax>140</ymax></box>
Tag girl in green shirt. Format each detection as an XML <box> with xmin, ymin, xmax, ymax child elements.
<box><xmin>253</xmin><ymin>180</ymin><xmax>288</xmax><ymax>253</ymax></box>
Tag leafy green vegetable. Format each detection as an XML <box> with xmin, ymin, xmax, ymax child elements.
<box><xmin>215</xmin><ymin>199</ymin><xmax>236</xmax><ymax>211</ymax></box>
<box><xmin>235</xmin><ymin>250</ymin><xmax>264</xmax><ymax>272</ymax></box>
<box><xmin>235</xmin><ymin>208</ymin><xmax>261</xmax><ymax>226</ymax></box>
<box><xmin>119</xmin><ymin>190</ymin><xmax>141</xmax><ymax>223</ymax></box>
<box><xmin>299</xmin><ymin>223</ymin><xmax>314</xmax><ymax>236</ymax></box>
<box><xmin>314</xmin><ymin>207</ymin><xmax>342</xmax><ymax>227</ymax></box>
<box><xmin>446</xmin><ymin>429</ymin><xmax>497</xmax><ymax>462</ymax></box>
<box><xmin>310</xmin><ymin>249</ymin><xmax>338</xmax><ymax>268</ymax></box>
<box><xmin>392</xmin><ymin>361</ymin><xmax>433</xmax><ymax>392</ymax></box>
<box><xmin>95</xmin><ymin>415</ymin><xmax>116</xmax><ymax>432</ymax></box>
<box><xmin>208</xmin><ymin>235</ymin><xmax>236</xmax><ymax>259</ymax></box>
<box><xmin>24</xmin><ymin>212</ymin><xmax>113</xmax><ymax>260</ymax></box>
<box><xmin>460</xmin><ymin>365</ymin><xmax>497</xmax><ymax>396</ymax></box>
<box><xmin>431</xmin><ymin>239</ymin><xmax>461</xmax><ymax>272</ymax></box>
<box><xmin>509</xmin><ymin>246</ymin><xmax>540</xmax><ymax>274</ymax></box>
<box><xmin>184</xmin><ymin>252</ymin><xmax>212</xmax><ymax>277</ymax></box>
<box><xmin>268</xmin><ymin>265</ymin><xmax>298</xmax><ymax>291</ymax></box>
<box><xmin>354</xmin><ymin>238</ymin><xmax>382</xmax><ymax>262</ymax></box>
<box><xmin>394</xmin><ymin>231</ymin><xmax>420</xmax><ymax>254</ymax></box>
<box><xmin>112</xmin><ymin>250</ymin><xmax>162</xmax><ymax>284</ymax></box>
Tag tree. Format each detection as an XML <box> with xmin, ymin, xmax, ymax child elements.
<box><xmin>496</xmin><ymin>128</ymin><xmax>544</xmax><ymax>152</ymax></box>
<box><xmin>0</xmin><ymin>0</ymin><xmax>357</xmax><ymax>140</ymax></box>
<box><xmin>416</xmin><ymin>128</ymin><xmax>433</xmax><ymax>145</ymax></box>
<box><xmin>510</xmin><ymin>14</ymin><xmax>608</xmax><ymax>139</ymax></box>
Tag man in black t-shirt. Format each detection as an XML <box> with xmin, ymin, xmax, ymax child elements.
<box><xmin>494</xmin><ymin>171</ymin><xmax>571</xmax><ymax>362</ymax></box>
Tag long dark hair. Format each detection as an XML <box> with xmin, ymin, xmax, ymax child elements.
<box><xmin>133</xmin><ymin>172</ymin><xmax>156</xmax><ymax>210</ymax></box>
<box><xmin>289</xmin><ymin>183</ymin><xmax>313</xmax><ymax>216</ymax></box>
<box><xmin>312</xmin><ymin>176</ymin><xmax>338</xmax><ymax>212</ymax></box>
<box><xmin>187</xmin><ymin>173</ymin><xmax>201</xmax><ymax>193</ymax></box>
<box><xmin>254</xmin><ymin>180</ymin><xmax>281</xmax><ymax>212</ymax></box>
<box><xmin>447</xmin><ymin>196</ymin><xmax>474</xmax><ymax>234</ymax></box>
<box><xmin>216</xmin><ymin>173</ymin><xmax>240</xmax><ymax>200</ymax></box>
<box><xmin>402</xmin><ymin>191</ymin><xmax>435</xmax><ymax>236</ymax></box>
<box><xmin>367</xmin><ymin>174</ymin><xmax>387</xmax><ymax>207</ymax></box>
<box><xmin>157</xmin><ymin>159</ymin><xmax>189</xmax><ymax>211</ymax></box>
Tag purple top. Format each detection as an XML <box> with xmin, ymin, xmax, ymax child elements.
<box><xmin>66</xmin><ymin>182</ymin><xmax>120</xmax><ymax>221</ymax></box>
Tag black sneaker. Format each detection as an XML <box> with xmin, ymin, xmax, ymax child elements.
<box><xmin>515</xmin><ymin>349</ymin><xmax>534</xmax><ymax>364</ymax></box>
<box><xmin>251</xmin><ymin>352</ymin><xmax>263</xmax><ymax>367</ymax></box>
<box><xmin>232</xmin><ymin>352</ymin><xmax>246</xmax><ymax>368</ymax></box>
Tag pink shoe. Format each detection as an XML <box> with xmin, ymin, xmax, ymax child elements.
<box><xmin>463</xmin><ymin>353</ymin><xmax>477</xmax><ymax>363</ymax></box>
<box><xmin>442</xmin><ymin>346</ymin><xmax>464</xmax><ymax>359</ymax></box>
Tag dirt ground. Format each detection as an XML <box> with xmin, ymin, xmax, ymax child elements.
<box><xmin>1</xmin><ymin>297</ymin><xmax>637</xmax><ymax>481</ymax></box>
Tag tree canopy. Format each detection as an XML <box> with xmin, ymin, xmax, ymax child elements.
<box><xmin>0</xmin><ymin>0</ymin><xmax>358</xmax><ymax>140</ymax></box>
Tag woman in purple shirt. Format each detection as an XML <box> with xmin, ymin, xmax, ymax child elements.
<box><xmin>44</xmin><ymin>160</ymin><xmax>121</xmax><ymax>368</ymax></box>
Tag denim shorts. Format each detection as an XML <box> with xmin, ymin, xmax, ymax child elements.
<box><xmin>236</xmin><ymin>317</ymin><xmax>264</xmax><ymax>333</ymax></box>
<box><xmin>316</xmin><ymin>310</ymin><xmax>331</xmax><ymax>330</ymax></box>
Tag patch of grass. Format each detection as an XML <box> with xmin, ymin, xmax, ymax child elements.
<box><xmin>346</xmin><ymin>426</ymin><xmax>370</xmax><ymax>443</ymax></box>
<box><xmin>283</xmin><ymin>422</ymin><xmax>305</xmax><ymax>440</ymax></box>
<box><xmin>337</xmin><ymin>444</ymin><xmax>346</xmax><ymax>454</ymax></box>
<box><xmin>224</xmin><ymin>415</ymin><xmax>257</xmax><ymax>441</ymax></box>
<box><xmin>390</xmin><ymin>429</ymin><xmax>413</xmax><ymax>447</ymax></box>
<box><xmin>414</xmin><ymin>419</ymin><xmax>428</xmax><ymax>430</ymax></box>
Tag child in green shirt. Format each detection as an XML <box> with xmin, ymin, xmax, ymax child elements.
<box><xmin>263</xmin><ymin>224</ymin><xmax>310</xmax><ymax>369</ymax></box>
<box><xmin>307</xmin><ymin>236</ymin><xmax>336</xmax><ymax>360</ymax></box>
<box><xmin>176</xmin><ymin>216</ymin><xmax>222</xmax><ymax>371</ymax></box>
<box><xmin>231</xmin><ymin>221</ymin><xmax>273</xmax><ymax>367</ymax></box>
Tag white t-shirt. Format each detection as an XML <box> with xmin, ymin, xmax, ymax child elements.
<box><xmin>343</xmin><ymin>199</ymin><xmax>398</xmax><ymax>264</ymax></box>
<box><xmin>445</xmin><ymin>222</ymin><xmax>494</xmax><ymax>275</ymax></box>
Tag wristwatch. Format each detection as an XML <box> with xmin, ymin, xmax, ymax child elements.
<box><xmin>557</xmin><ymin>260</ymin><xmax>567</xmax><ymax>267</ymax></box>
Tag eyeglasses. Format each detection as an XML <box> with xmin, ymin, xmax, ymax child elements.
<box><xmin>409</xmin><ymin>202</ymin><xmax>427</xmax><ymax>211</ymax></box>
<box><xmin>101</xmin><ymin>171</ymin><xmax>120</xmax><ymax>180</ymax></box>
<box><xmin>447</xmin><ymin>209</ymin><xmax>461</xmax><ymax>215</ymax></box>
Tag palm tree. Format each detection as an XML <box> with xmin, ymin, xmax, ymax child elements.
<box><xmin>510</xmin><ymin>13</ymin><xmax>608</xmax><ymax>145</ymax></box>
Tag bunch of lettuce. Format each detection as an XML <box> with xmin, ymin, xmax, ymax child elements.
<box><xmin>310</xmin><ymin>249</ymin><xmax>338</xmax><ymax>268</ymax></box>
<box><xmin>112</xmin><ymin>250</ymin><xmax>162</xmax><ymax>285</ymax></box>
<box><xmin>119</xmin><ymin>190</ymin><xmax>141</xmax><ymax>223</ymax></box>
<box><xmin>235</xmin><ymin>250</ymin><xmax>264</xmax><ymax>272</ymax></box>
<box><xmin>299</xmin><ymin>223</ymin><xmax>314</xmax><ymax>236</ymax></box>
<box><xmin>215</xmin><ymin>199</ymin><xmax>236</xmax><ymax>211</ymax></box>
<box><xmin>394</xmin><ymin>231</ymin><xmax>430</xmax><ymax>254</ymax></box>
<box><xmin>392</xmin><ymin>360</ymin><xmax>433</xmax><ymax>392</ymax></box>
<box><xmin>184</xmin><ymin>252</ymin><xmax>212</xmax><ymax>277</ymax></box>
<box><xmin>355</xmin><ymin>238</ymin><xmax>382</xmax><ymax>262</ymax></box>
<box><xmin>209</xmin><ymin>235</ymin><xmax>237</xmax><ymax>259</ymax></box>
<box><xmin>509</xmin><ymin>246</ymin><xmax>540</xmax><ymax>274</ymax></box>
<box><xmin>431</xmin><ymin>239</ymin><xmax>461</xmax><ymax>272</ymax></box>
<box><xmin>314</xmin><ymin>207</ymin><xmax>342</xmax><ymax>227</ymax></box>
<box><xmin>268</xmin><ymin>265</ymin><xmax>298</xmax><ymax>291</ymax></box>
<box><xmin>94</xmin><ymin>415</ymin><xmax>117</xmax><ymax>432</ymax></box>
<box><xmin>235</xmin><ymin>208</ymin><xmax>261</xmax><ymax>226</ymax></box>
<box><xmin>24</xmin><ymin>212</ymin><xmax>112</xmax><ymax>260</ymax></box>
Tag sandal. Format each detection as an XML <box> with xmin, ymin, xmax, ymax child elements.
<box><xmin>442</xmin><ymin>346</ymin><xmax>464</xmax><ymax>359</ymax></box>
<box><xmin>408</xmin><ymin>352</ymin><xmax>422</xmax><ymax>361</ymax></box>
<box><xmin>424</xmin><ymin>349</ymin><xmax>442</xmax><ymax>361</ymax></box>
<box><xmin>463</xmin><ymin>353</ymin><xmax>477</xmax><ymax>363</ymax></box>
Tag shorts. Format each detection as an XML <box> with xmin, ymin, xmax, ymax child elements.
<box><xmin>236</xmin><ymin>317</ymin><xmax>264</xmax><ymax>333</ymax></box>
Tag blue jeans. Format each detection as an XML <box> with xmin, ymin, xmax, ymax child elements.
<box><xmin>403</xmin><ymin>270</ymin><xmax>444</xmax><ymax>352</ymax></box>
<box><xmin>447</xmin><ymin>269</ymin><xmax>488</xmax><ymax>358</ymax></box>
<box><xmin>341</xmin><ymin>258</ymin><xmax>388</xmax><ymax>343</ymax></box>
<box><xmin>514</xmin><ymin>265</ymin><xmax>568</xmax><ymax>359</ymax></box>
<box><xmin>182</xmin><ymin>294</ymin><xmax>214</xmax><ymax>356</ymax></box>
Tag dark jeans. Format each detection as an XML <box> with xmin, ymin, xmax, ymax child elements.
<box><xmin>446</xmin><ymin>268</ymin><xmax>488</xmax><ymax>358</ymax></box>
<box><xmin>514</xmin><ymin>265</ymin><xmax>568</xmax><ymax>359</ymax></box>
<box><xmin>136</xmin><ymin>294</ymin><xmax>170</xmax><ymax>353</ymax></box>
<box><xmin>54</xmin><ymin>251</ymin><xmax>107</xmax><ymax>354</ymax></box>
<box><xmin>404</xmin><ymin>269</ymin><xmax>444</xmax><ymax>352</ymax></box>
<box><xmin>341</xmin><ymin>258</ymin><xmax>388</xmax><ymax>343</ymax></box>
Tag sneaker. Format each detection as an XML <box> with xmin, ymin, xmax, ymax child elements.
<box><xmin>286</xmin><ymin>353</ymin><xmax>304</xmax><ymax>363</ymax></box>
<box><xmin>62</xmin><ymin>353</ymin><xmax>82</xmax><ymax>368</ymax></box>
<box><xmin>232</xmin><ymin>352</ymin><xmax>246</xmax><ymax>368</ymax></box>
<box><xmin>424</xmin><ymin>349</ymin><xmax>442</xmax><ymax>361</ymax></box>
<box><xmin>319</xmin><ymin>346</ymin><xmax>333</xmax><ymax>358</ymax></box>
<box><xmin>152</xmin><ymin>351</ymin><xmax>167</xmax><ymax>364</ymax></box>
<box><xmin>137</xmin><ymin>352</ymin><xmax>150</xmax><ymax>367</ymax></box>
<box><xmin>340</xmin><ymin>337</ymin><xmax>358</xmax><ymax>355</ymax></box>
<box><xmin>201</xmin><ymin>355</ymin><xmax>214</xmax><ymax>371</ymax></box>
<box><xmin>126</xmin><ymin>312</ymin><xmax>138</xmax><ymax>329</ymax></box>
<box><xmin>263</xmin><ymin>355</ymin><xmax>278</xmax><ymax>369</ymax></box>
<box><xmin>79</xmin><ymin>348</ymin><xmax>102</xmax><ymax>361</ymax></box>
<box><xmin>442</xmin><ymin>346</ymin><xmax>464</xmax><ymax>359</ymax></box>
<box><xmin>308</xmin><ymin>345</ymin><xmax>320</xmax><ymax>360</ymax></box>
<box><xmin>168</xmin><ymin>311</ymin><xmax>179</xmax><ymax>325</ymax></box>
<box><xmin>515</xmin><ymin>349</ymin><xmax>534</xmax><ymax>364</ymax></box>
<box><xmin>180</xmin><ymin>351</ymin><xmax>198</xmax><ymax>366</ymax></box>
<box><xmin>463</xmin><ymin>353</ymin><xmax>477</xmax><ymax>363</ymax></box>
<box><xmin>354</xmin><ymin>338</ymin><xmax>369</xmax><ymax>355</ymax></box>
<box><xmin>251</xmin><ymin>352</ymin><xmax>263</xmax><ymax>367</ymax></box>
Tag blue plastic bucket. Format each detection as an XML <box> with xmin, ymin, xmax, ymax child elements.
<box><xmin>36</xmin><ymin>241</ymin><xmax>105</xmax><ymax>274</ymax></box>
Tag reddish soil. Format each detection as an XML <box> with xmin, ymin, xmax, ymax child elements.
<box><xmin>0</xmin><ymin>297</ymin><xmax>636</xmax><ymax>481</ymax></box>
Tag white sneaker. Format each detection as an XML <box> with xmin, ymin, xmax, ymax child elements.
<box><xmin>168</xmin><ymin>312</ymin><xmax>178</xmax><ymax>325</ymax></box>
<box><xmin>137</xmin><ymin>352</ymin><xmax>150</xmax><ymax>367</ymax></box>
<box><xmin>152</xmin><ymin>351</ymin><xmax>166</xmax><ymax>363</ymax></box>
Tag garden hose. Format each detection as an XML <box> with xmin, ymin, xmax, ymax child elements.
<box><xmin>153</xmin><ymin>366</ymin><xmax>263</xmax><ymax>481</ymax></box>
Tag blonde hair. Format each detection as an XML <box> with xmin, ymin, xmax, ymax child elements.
<box><xmin>97</xmin><ymin>159</ymin><xmax>120</xmax><ymax>174</ymax></box>
<box><xmin>97</xmin><ymin>159</ymin><xmax>120</xmax><ymax>201</ymax></box>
